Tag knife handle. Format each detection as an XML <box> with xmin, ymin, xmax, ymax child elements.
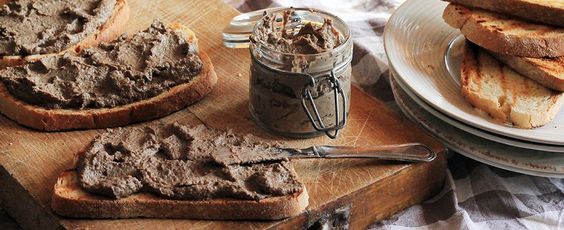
<box><xmin>314</xmin><ymin>143</ymin><xmax>436</xmax><ymax>162</ymax></box>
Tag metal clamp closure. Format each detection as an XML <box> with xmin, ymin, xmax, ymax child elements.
<box><xmin>301</xmin><ymin>70</ymin><xmax>347</xmax><ymax>139</ymax></box>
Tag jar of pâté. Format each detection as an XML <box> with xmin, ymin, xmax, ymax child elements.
<box><xmin>249</xmin><ymin>8</ymin><xmax>353</xmax><ymax>139</ymax></box>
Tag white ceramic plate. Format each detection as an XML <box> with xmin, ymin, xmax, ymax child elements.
<box><xmin>391</xmin><ymin>68</ymin><xmax>564</xmax><ymax>153</ymax></box>
<box><xmin>384</xmin><ymin>0</ymin><xmax>564</xmax><ymax>145</ymax></box>
<box><xmin>390</xmin><ymin>75</ymin><xmax>564</xmax><ymax>178</ymax></box>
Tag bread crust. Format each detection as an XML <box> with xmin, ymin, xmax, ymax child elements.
<box><xmin>443</xmin><ymin>4</ymin><xmax>564</xmax><ymax>58</ymax></box>
<box><xmin>51</xmin><ymin>171</ymin><xmax>308</xmax><ymax>220</ymax></box>
<box><xmin>443</xmin><ymin>0</ymin><xmax>564</xmax><ymax>27</ymax></box>
<box><xmin>490</xmin><ymin>52</ymin><xmax>564</xmax><ymax>92</ymax></box>
<box><xmin>0</xmin><ymin>0</ymin><xmax>130</xmax><ymax>69</ymax></box>
<box><xmin>460</xmin><ymin>42</ymin><xmax>564</xmax><ymax>128</ymax></box>
<box><xmin>0</xmin><ymin>51</ymin><xmax>217</xmax><ymax>131</ymax></box>
<box><xmin>52</xmin><ymin>141</ymin><xmax>308</xmax><ymax>220</ymax></box>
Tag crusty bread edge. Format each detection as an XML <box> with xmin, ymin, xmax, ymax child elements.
<box><xmin>460</xmin><ymin>43</ymin><xmax>564</xmax><ymax>128</ymax></box>
<box><xmin>52</xmin><ymin>130</ymin><xmax>308</xmax><ymax>220</ymax></box>
<box><xmin>0</xmin><ymin>0</ymin><xmax>130</xmax><ymax>69</ymax></box>
<box><xmin>442</xmin><ymin>4</ymin><xmax>564</xmax><ymax>58</ymax></box>
<box><xmin>443</xmin><ymin>0</ymin><xmax>564</xmax><ymax>27</ymax></box>
<box><xmin>463</xmin><ymin>86</ymin><xmax>564</xmax><ymax>128</ymax></box>
<box><xmin>0</xmin><ymin>26</ymin><xmax>217</xmax><ymax>131</ymax></box>
<box><xmin>51</xmin><ymin>171</ymin><xmax>308</xmax><ymax>220</ymax></box>
<box><xmin>489</xmin><ymin>52</ymin><xmax>564</xmax><ymax>92</ymax></box>
<box><xmin>460</xmin><ymin>47</ymin><xmax>510</xmax><ymax>126</ymax></box>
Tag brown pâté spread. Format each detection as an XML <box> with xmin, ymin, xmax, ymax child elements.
<box><xmin>0</xmin><ymin>0</ymin><xmax>116</xmax><ymax>56</ymax></box>
<box><xmin>0</xmin><ymin>21</ymin><xmax>203</xmax><ymax>109</ymax></box>
<box><xmin>249</xmin><ymin>8</ymin><xmax>352</xmax><ymax>137</ymax></box>
<box><xmin>250</xmin><ymin>10</ymin><xmax>343</xmax><ymax>55</ymax></box>
<box><xmin>77</xmin><ymin>123</ymin><xmax>304</xmax><ymax>200</ymax></box>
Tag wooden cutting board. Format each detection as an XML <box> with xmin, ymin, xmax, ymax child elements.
<box><xmin>0</xmin><ymin>0</ymin><xmax>446</xmax><ymax>229</ymax></box>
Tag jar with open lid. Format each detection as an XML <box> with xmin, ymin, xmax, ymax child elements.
<box><xmin>249</xmin><ymin>8</ymin><xmax>353</xmax><ymax>139</ymax></box>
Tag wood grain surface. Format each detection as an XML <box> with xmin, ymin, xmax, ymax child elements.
<box><xmin>0</xmin><ymin>0</ymin><xmax>447</xmax><ymax>229</ymax></box>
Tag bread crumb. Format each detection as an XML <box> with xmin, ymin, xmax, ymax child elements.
<box><xmin>237</xmin><ymin>73</ymin><xmax>243</xmax><ymax>77</ymax></box>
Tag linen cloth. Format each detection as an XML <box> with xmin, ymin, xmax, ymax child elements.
<box><xmin>225</xmin><ymin>0</ymin><xmax>564</xmax><ymax>229</ymax></box>
<box><xmin>1</xmin><ymin>1</ymin><xmax>562</xmax><ymax>229</ymax></box>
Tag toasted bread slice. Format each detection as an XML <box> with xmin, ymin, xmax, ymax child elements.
<box><xmin>0</xmin><ymin>24</ymin><xmax>218</xmax><ymax>131</ymax></box>
<box><xmin>489</xmin><ymin>52</ymin><xmax>564</xmax><ymax>91</ymax></box>
<box><xmin>0</xmin><ymin>0</ymin><xmax>130</xmax><ymax>69</ymax></box>
<box><xmin>52</xmin><ymin>171</ymin><xmax>308</xmax><ymax>220</ymax></box>
<box><xmin>52</xmin><ymin>124</ymin><xmax>309</xmax><ymax>220</ymax></box>
<box><xmin>461</xmin><ymin>42</ymin><xmax>564</xmax><ymax>128</ymax></box>
<box><xmin>443</xmin><ymin>0</ymin><xmax>564</xmax><ymax>27</ymax></box>
<box><xmin>443</xmin><ymin>4</ymin><xmax>564</xmax><ymax>58</ymax></box>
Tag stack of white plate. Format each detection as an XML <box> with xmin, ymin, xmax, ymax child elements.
<box><xmin>383</xmin><ymin>0</ymin><xmax>564</xmax><ymax>178</ymax></box>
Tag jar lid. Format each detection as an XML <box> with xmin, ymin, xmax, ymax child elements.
<box><xmin>222</xmin><ymin>7</ymin><xmax>351</xmax><ymax>52</ymax></box>
<box><xmin>222</xmin><ymin>7</ymin><xmax>286</xmax><ymax>48</ymax></box>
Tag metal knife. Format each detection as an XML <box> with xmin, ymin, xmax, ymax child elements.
<box><xmin>278</xmin><ymin>143</ymin><xmax>436</xmax><ymax>163</ymax></box>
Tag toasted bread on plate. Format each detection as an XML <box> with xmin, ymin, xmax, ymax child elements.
<box><xmin>461</xmin><ymin>42</ymin><xmax>564</xmax><ymax>128</ymax></box>
<box><xmin>443</xmin><ymin>0</ymin><xmax>564</xmax><ymax>27</ymax></box>
<box><xmin>443</xmin><ymin>4</ymin><xmax>564</xmax><ymax>58</ymax></box>
<box><xmin>490</xmin><ymin>53</ymin><xmax>564</xmax><ymax>91</ymax></box>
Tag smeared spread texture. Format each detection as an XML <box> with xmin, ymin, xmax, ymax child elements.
<box><xmin>250</xmin><ymin>9</ymin><xmax>343</xmax><ymax>54</ymax></box>
<box><xmin>248</xmin><ymin>9</ymin><xmax>351</xmax><ymax>136</ymax></box>
<box><xmin>0</xmin><ymin>0</ymin><xmax>116</xmax><ymax>56</ymax></box>
<box><xmin>0</xmin><ymin>21</ymin><xmax>203</xmax><ymax>109</ymax></box>
<box><xmin>76</xmin><ymin>123</ymin><xmax>304</xmax><ymax>200</ymax></box>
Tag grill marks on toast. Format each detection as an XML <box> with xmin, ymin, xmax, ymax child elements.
<box><xmin>477</xmin><ymin>13</ymin><xmax>559</xmax><ymax>36</ymax></box>
<box><xmin>461</xmin><ymin>43</ymin><xmax>564</xmax><ymax>128</ymax></box>
<box><xmin>461</xmin><ymin>42</ymin><xmax>479</xmax><ymax>87</ymax></box>
<box><xmin>443</xmin><ymin>4</ymin><xmax>564</xmax><ymax>57</ymax></box>
<box><xmin>489</xmin><ymin>53</ymin><xmax>564</xmax><ymax>91</ymax></box>
<box><xmin>537</xmin><ymin>58</ymin><xmax>564</xmax><ymax>73</ymax></box>
<box><xmin>443</xmin><ymin>0</ymin><xmax>564</xmax><ymax>27</ymax></box>
<box><xmin>444</xmin><ymin>1</ymin><xmax>564</xmax><ymax>128</ymax></box>
<box><xmin>497</xmin><ymin>62</ymin><xmax>512</xmax><ymax>118</ymax></box>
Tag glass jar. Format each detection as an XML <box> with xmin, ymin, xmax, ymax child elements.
<box><xmin>249</xmin><ymin>8</ymin><xmax>353</xmax><ymax>139</ymax></box>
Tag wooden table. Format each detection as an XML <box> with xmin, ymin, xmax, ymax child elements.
<box><xmin>0</xmin><ymin>0</ymin><xmax>447</xmax><ymax>229</ymax></box>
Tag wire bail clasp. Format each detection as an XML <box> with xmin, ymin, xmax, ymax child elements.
<box><xmin>301</xmin><ymin>70</ymin><xmax>348</xmax><ymax>139</ymax></box>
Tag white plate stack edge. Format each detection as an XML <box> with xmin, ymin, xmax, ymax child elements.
<box><xmin>384</xmin><ymin>0</ymin><xmax>564</xmax><ymax>178</ymax></box>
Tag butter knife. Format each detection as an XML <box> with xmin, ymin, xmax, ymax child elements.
<box><xmin>279</xmin><ymin>143</ymin><xmax>436</xmax><ymax>163</ymax></box>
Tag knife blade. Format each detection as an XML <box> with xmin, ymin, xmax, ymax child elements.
<box><xmin>277</xmin><ymin>143</ymin><xmax>436</xmax><ymax>163</ymax></box>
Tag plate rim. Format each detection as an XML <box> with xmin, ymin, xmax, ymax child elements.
<box><xmin>390</xmin><ymin>75</ymin><xmax>564</xmax><ymax>178</ymax></box>
<box><xmin>390</xmin><ymin>68</ymin><xmax>564</xmax><ymax>153</ymax></box>
<box><xmin>383</xmin><ymin>0</ymin><xmax>564</xmax><ymax>145</ymax></box>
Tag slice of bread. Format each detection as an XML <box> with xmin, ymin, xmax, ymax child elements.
<box><xmin>489</xmin><ymin>52</ymin><xmax>564</xmax><ymax>91</ymax></box>
<box><xmin>52</xmin><ymin>171</ymin><xmax>308</xmax><ymax>220</ymax></box>
<box><xmin>0</xmin><ymin>0</ymin><xmax>130</xmax><ymax>69</ymax></box>
<box><xmin>443</xmin><ymin>4</ymin><xmax>564</xmax><ymax>58</ymax></box>
<box><xmin>51</xmin><ymin>124</ymin><xmax>309</xmax><ymax>220</ymax></box>
<box><xmin>443</xmin><ymin>0</ymin><xmax>564</xmax><ymax>27</ymax></box>
<box><xmin>0</xmin><ymin>24</ymin><xmax>218</xmax><ymax>131</ymax></box>
<box><xmin>461</xmin><ymin>42</ymin><xmax>564</xmax><ymax>128</ymax></box>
